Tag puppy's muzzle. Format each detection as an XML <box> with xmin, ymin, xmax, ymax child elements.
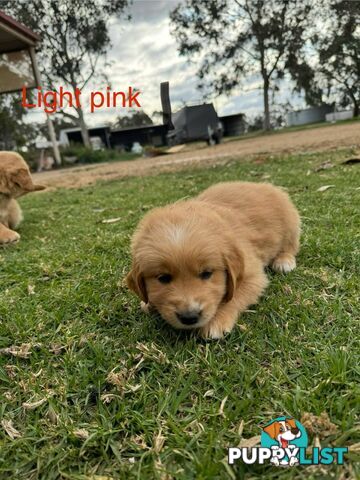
<box><xmin>176</xmin><ymin>309</ymin><xmax>202</xmax><ymax>326</ymax></box>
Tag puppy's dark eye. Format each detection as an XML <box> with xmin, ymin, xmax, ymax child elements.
<box><xmin>199</xmin><ymin>270</ymin><xmax>213</xmax><ymax>280</ymax></box>
<box><xmin>158</xmin><ymin>274</ymin><xmax>172</xmax><ymax>284</ymax></box>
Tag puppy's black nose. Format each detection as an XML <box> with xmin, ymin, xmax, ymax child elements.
<box><xmin>291</xmin><ymin>427</ymin><xmax>299</xmax><ymax>435</ymax></box>
<box><xmin>176</xmin><ymin>310</ymin><xmax>201</xmax><ymax>325</ymax></box>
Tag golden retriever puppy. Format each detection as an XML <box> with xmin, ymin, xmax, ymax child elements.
<box><xmin>126</xmin><ymin>182</ymin><xmax>300</xmax><ymax>339</ymax></box>
<box><xmin>0</xmin><ymin>151</ymin><xmax>45</xmax><ymax>245</ymax></box>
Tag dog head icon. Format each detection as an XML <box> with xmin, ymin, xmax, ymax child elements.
<box><xmin>263</xmin><ymin>418</ymin><xmax>301</xmax><ymax>448</ymax></box>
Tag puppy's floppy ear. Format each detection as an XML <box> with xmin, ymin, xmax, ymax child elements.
<box><xmin>287</xmin><ymin>418</ymin><xmax>297</xmax><ymax>429</ymax></box>
<box><xmin>223</xmin><ymin>240</ymin><xmax>244</xmax><ymax>302</ymax></box>
<box><xmin>0</xmin><ymin>171</ymin><xmax>11</xmax><ymax>194</ymax></box>
<box><xmin>263</xmin><ymin>422</ymin><xmax>277</xmax><ymax>439</ymax></box>
<box><xmin>11</xmin><ymin>169</ymin><xmax>45</xmax><ymax>192</ymax></box>
<box><xmin>126</xmin><ymin>266</ymin><xmax>148</xmax><ymax>303</ymax></box>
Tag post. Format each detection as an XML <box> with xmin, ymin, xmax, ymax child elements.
<box><xmin>29</xmin><ymin>47</ymin><xmax>61</xmax><ymax>166</ymax></box>
<box><xmin>160</xmin><ymin>82</ymin><xmax>174</xmax><ymax>130</ymax></box>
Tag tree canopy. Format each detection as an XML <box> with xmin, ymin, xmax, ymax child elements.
<box><xmin>2</xmin><ymin>0</ymin><xmax>131</xmax><ymax>146</ymax></box>
<box><xmin>113</xmin><ymin>110</ymin><xmax>153</xmax><ymax>129</ymax></box>
<box><xmin>0</xmin><ymin>95</ymin><xmax>34</xmax><ymax>150</ymax></box>
<box><xmin>315</xmin><ymin>0</ymin><xmax>360</xmax><ymax>117</ymax></box>
<box><xmin>171</xmin><ymin>0</ymin><xmax>313</xmax><ymax>130</ymax></box>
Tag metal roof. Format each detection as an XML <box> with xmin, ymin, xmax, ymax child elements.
<box><xmin>111</xmin><ymin>124</ymin><xmax>164</xmax><ymax>133</ymax></box>
<box><xmin>219</xmin><ymin>112</ymin><xmax>245</xmax><ymax>120</ymax></box>
<box><xmin>0</xmin><ymin>10</ymin><xmax>39</xmax><ymax>54</ymax></box>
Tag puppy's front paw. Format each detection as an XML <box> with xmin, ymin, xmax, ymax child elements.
<box><xmin>0</xmin><ymin>230</ymin><xmax>20</xmax><ymax>246</ymax></box>
<box><xmin>140</xmin><ymin>301</ymin><xmax>151</xmax><ymax>314</ymax></box>
<box><xmin>199</xmin><ymin>322</ymin><xmax>233</xmax><ymax>340</ymax></box>
<box><xmin>272</xmin><ymin>253</ymin><xmax>296</xmax><ymax>273</ymax></box>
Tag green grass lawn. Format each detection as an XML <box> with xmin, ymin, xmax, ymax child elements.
<box><xmin>0</xmin><ymin>148</ymin><xmax>359</xmax><ymax>479</ymax></box>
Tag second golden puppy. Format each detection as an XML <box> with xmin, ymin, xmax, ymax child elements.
<box><xmin>126</xmin><ymin>182</ymin><xmax>300</xmax><ymax>339</ymax></box>
<box><xmin>0</xmin><ymin>151</ymin><xmax>45</xmax><ymax>245</ymax></box>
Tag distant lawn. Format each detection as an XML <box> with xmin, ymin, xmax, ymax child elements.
<box><xmin>0</xmin><ymin>148</ymin><xmax>359</xmax><ymax>479</ymax></box>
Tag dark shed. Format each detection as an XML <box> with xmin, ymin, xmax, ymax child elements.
<box><xmin>170</xmin><ymin>104</ymin><xmax>221</xmax><ymax>144</ymax></box>
<box><xmin>110</xmin><ymin>124</ymin><xmax>168</xmax><ymax>149</ymax></box>
<box><xmin>219</xmin><ymin>113</ymin><xmax>246</xmax><ymax>137</ymax></box>
<box><xmin>64</xmin><ymin>126</ymin><xmax>111</xmax><ymax>149</ymax></box>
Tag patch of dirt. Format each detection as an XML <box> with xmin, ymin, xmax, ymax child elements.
<box><xmin>33</xmin><ymin>122</ymin><xmax>360</xmax><ymax>190</ymax></box>
<box><xmin>301</xmin><ymin>411</ymin><xmax>338</xmax><ymax>439</ymax></box>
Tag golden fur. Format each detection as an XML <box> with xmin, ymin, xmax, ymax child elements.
<box><xmin>126</xmin><ymin>182</ymin><xmax>300</xmax><ymax>338</ymax></box>
<box><xmin>0</xmin><ymin>151</ymin><xmax>45</xmax><ymax>245</ymax></box>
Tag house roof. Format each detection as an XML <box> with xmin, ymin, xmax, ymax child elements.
<box><xmin>61</xmin><ymin>125</ymin><xmax>111</xmax><ymax>134</ymax></box>
<box><xmin>0</xmin><ymin>10</ymin><xmax>39</xmax><ymax>54</ymax></box>
<box><xmin>111</xmin><ymin>124</ymin><xmax>164</xmax><ymax>133</ymax></box>
<box><xmin>219</xmin><ymin>113</ymin><xmax>245</xmax><ymax>120</ymax></box>
<box><xmin>61</xmin><ymin>124</ymin><xmax>165</xmax><ymax>136</ymax></box>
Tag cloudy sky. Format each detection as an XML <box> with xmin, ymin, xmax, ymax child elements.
<box><xmin>28</xmin><ymin>0</ymin><xmax>306</xmax><ymax>127</ymax></box>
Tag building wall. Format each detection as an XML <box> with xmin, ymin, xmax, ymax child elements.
<box><xmin>110</xmin><ymin>125</ymin><xmax>168</xmax><ymax>149</ymax></box>
<box><xmin>326</xmin><ymin>110</ymin><xmax>353</xmax><ymax>122</ymax></box>
<box><xmin>64</xmin><ymin>125</ymin><xmax>168</xmax><ymax>149</ymax></box>
<box><xmin>286</xmin><ymin>105</ymin><xmax>333</xmax><ymax>127</ymax></box>
<box><xmin>66</xmin><ymin>128</ymin><xmax>111</xmax><ymax>148</ymax></box>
